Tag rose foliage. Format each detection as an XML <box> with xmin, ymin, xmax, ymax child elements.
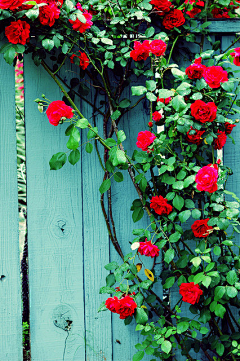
<box><xmin>2</xmin><ymin>0</ymin><xmax>240</xmax><ymax>360</ymax></box>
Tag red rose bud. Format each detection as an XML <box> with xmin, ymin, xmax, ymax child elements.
<box><xmin>186</xmin><ymin>127</ymin><xmax>205</xmax><ymax>145</ymax></box>
<box><xmin>150</xmin><ymin>195</ymin><xmax>173</xmax><ymax>215</ymax></box>
<box><xmin>179</xmin><ymin>282</ymin><xmax>203</xmax><ymax>304</ymax></box>
<box><xmin>152</xmin><ymin>111</ymin><xmax>162</xmax><ymax>122</ymax></box>
<box><xmin>195</xmin><ymin>164</ymin><xmax>218</xmax><ymax>193</ymax></box>
<box><xmin>162</xmin><ymin>9</ymin><xmax>185</xmax><ymax>30</ymax></box>
<box><xmin>194</xmin><ymin>57</ymin><xmax>202</xmax><ymax>64</ymax></box>
<box><xmin>203</xmin><ymin>66</ymin><xmax>228</xmax><ymax>88</ymax></box>
<box><xmin>5</xmin><ymin>20</ymin><xmax>30</xmax><ymax>45</ymax></box>
<box><xmin>138</xmin><ymin>239</ymin><xmax>160</xmax><ymax>258</ymax></box>
<box><xmin>191</xmin><ymin>218</ymin><xmax>213</xmax><ymax>238</ymax></box>
<box><xmin>157</xmin><ymin>96</ymin><xmax>171</xmax><ymax>105</ymax></box>
<box><xmin>231</xmin><ymin>48</ymin><xmax>240</xmax><ymax>66</ymax></box>
<box><xmin>130</xmin><ymin>40</ymin><xmax>150</xmax><ymax>61</ymax></box>
<box><xmin>149</xmin><ymin>39</ymin><xmax>167</xmax><ymax>56</ymax></box>
<box><xmin>224</xmin><ymin>122</ymin><xmax>236</xmax><ymax>134</ymax></box>
<box><xmin>217</xmin><ymin>159</ymin><xmax>221</xmax><ymax>165</ymax></box>
<box><xmin>46</xmin><ymin>100</ymin><xmax>74</xmax><ymax>126</ymax></box>
<box><xmin>191</xmin><ymin>100</ymin><xmax>217</xmax><ymax>123</ymax></box>
<box><xmin>69</xmin><ymin>11</ymin><xmax>93</xmax><ymax>33</ymax></box>
<box><xmin>136</xmin><ymin>130</ymin><xmax>156</xmax><ymax>151</ymax></box>
<box><xmin>150</xmin><ymin>0</ymin><xmax>173</xmax><ymax>15</ymax></box>
<box><xmin>148</xmin><ymin>121</ymin><xmax>153</xmax><ymax>127</ymax></box>
<box><xmin>214</xmin><ymin>130</ymin><xmax>227</xmax><ymax>150</ymax></box>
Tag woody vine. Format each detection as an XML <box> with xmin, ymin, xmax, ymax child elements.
<box><xmin>2</xmin><ymin>0</ymin><xmax>240</xmax><ymax>360</ymax></box>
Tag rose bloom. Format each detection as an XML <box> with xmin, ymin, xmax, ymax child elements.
<box><xmin>149</xmin><ymin>39</ymin><xmax>167</xmax><ymax>56</ymax></box>
<box><xmin>214</xmin><ymin>130</ymin><xmax>227</xmax><ymax>150</ymax></box>
<box><xmin>195</xmin><ymin>164</ymin><xmax>218</xmax><ymax>193</ymax></box>
<box><xmin>212</xmin><ymin>7</ymin><xmax>230</xmax><ymax>18</ymax></box>
<box><xmin>70</xmin><ymin>51</ymin><xmax>89</xmax><ymax>70</ymax></box>
<box><xmin>136</xmin><ymin>130</ymin><xmax>156</xmax><ymax>151</ymax></box>
<box><xmin>225</xmin><ymin>122</ymin><xmax>236</xmax><ymax>134</ymax></box>
<box><xmin>179</xmin><ymin>282</ymin><xmax>203</xmax><ymax>304</ymax></box>
<box><xmin>69</xmin><ymin>11</ymin><xmax>93</xmax><ymax>33</ymax></box>
<box><xmin>150</xmin><ymin>195</ymin><xmax>173</xmax><ymax>215</ymax></box>
<box><xmin>105</xmin><ymin>296</ymin><xmax>120</xmax><ymax>313</ymax></box>
<box><xmin>191</xmin><ymin>218</ymin><xmax>213</xmax><ymax>238</ymax></box>
<box><xmin>138</xmin><ymin>239</ymin><xmax>160</xmax><ymax>258</ymax></box>
<box><xmin>162</xmin><ymin>9</ymin><xmax>185</xmax><ymax>30</ymax></box>
<box><xmin>117</xmin><ymin>295</ymin><xmax>137</xmax><ymax>319</ymax></box>
<box><xmin>231</xmin><ymin>48</ymin><xmax>240</xmax><ymax>66</ymax></box>
<box><xmin>150</xmin><ymin>0</ymin><xmax>172</xmax><ymax>15</ymax></box>
<box><xmin>203</xmin><ymin>66</ymin><xmax>228</xmax><ymax>88</ymax></box>
<box><xmin>39</xmin><ymin>2</ymin><xmax>60</xmax><ymax>27</ymax></box>
<box><xmin>130</xmin><ymin>40</ymin><xmax>150</xmax><ymax>61</ymax></box>
<box><xmin>148</xmin><ymin>121</ymin><xmax>153</xmax><ymax>127</ymax></box>
<box><xmin>46</xmin><ymin>100</ymin><xmax>74</xmax><ymax>126</ymax></box>
<box><xmin>0</xmin><ymin>0</ymin><xmax>22</xmax><ymax>9</ymax></box>
<box><xmin>157</xmin><ymin>96</ymin><xmax>171</xmax><ymax>105</ymax></box>
<box><xmin>186</xmin><ymin>7</ymin><xmax>201</xmax><ymax>18</ymax></box>
<box><xmin>186</xmin><ymin>126</ymin><xmax>205</xmax><ymax>146</ymax></box>
<box><xmin>190</xmin><ymin>100</ymin><xmax>217</xmax><ymax>123</ymax></box>
<box><xmin>152</xmin><ymin>111</ymin><xmax>162</xmax><ymax>122</ymax></box>
<box><xmin>185</xmin><ymin>58</ymin><xmax>206</xmax><ymax>79</ymax></box>
<box><xmin>5</xmin><ymin>20</ymin><xmax>30</xmax><ymax>45</ymax></box>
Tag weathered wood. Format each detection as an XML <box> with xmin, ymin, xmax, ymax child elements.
<box><xmin>0</xmin><ymin>54</ymin><xmax>23</xmax><ymax>360</ymax></box>
<box><xmin>208</xmin><ymin>19</ymin><xmax>240</xmax><ymax>33</ymax></box>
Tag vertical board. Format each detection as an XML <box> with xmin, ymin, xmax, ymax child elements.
<box><xmin>0</xmin><ymin>53</ymin><xmax>23</xmax><ymax>360</ymax></box>
<box><xmin>24</xmin><ymin>58</ymin><xmax>86</xmax><ymax>361</ymax></box>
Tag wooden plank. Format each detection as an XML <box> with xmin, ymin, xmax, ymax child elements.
<box><xmin>208</xmin><ymin>19</ymin><xmax>240</xmax><ymax>33</ymax></box>
<box><xmin>24</xmin><ymin>58</ymin><xmax>86</xmax><ymax>361</ymax></box>
<box><xmin>0</xmin><ymin>53</ymin><xmax>23</xmax><ymax>360</ymax></box>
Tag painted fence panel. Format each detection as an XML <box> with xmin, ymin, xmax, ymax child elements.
<box><xmin>0</xmin><ymin>50</ymin><xmax>23</xmax><ymax>360</ymax></box>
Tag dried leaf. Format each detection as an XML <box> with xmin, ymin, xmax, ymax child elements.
<box><xmin>144</xmin><ymin>269</ymin><xmax>154</xmax><ymax>282</ymax></box>
<box><xmin>136</xmin><ymin>263</ymin><xmax>142</xmax><ymax>272</ymax></box>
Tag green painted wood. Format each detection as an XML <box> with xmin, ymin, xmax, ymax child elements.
<box><xmin>24</xmin><ymin>58</ymin><xmax>86</xmax><ymax>361</ymax></box>
<box><xmin>0</xmin><ymin>52</ymin><xmax>23</xmax><ymax>360</ymax></box>
<box><xmin>208</xmin><ymin>19</ymin><xmax>240</xmax><ymax>33</ymax></box>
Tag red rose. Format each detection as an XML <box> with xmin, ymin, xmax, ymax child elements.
<box><xmin>214</xmin><ymin>130</ymin><xmax>227</xmax><ymax>150</ymax></box>
<box><xmin>224</xmin><ymin>122</ymin><xmax>236</xmax><ymax>134</ymax></box>
<box><xmin>152</xmin><ymin>111</ymin><xmax>162</xmax><ymax>122</ymax></box>
<box><xmin>195</xmin><ymin>164</ymin><xmax>218</xmax><ymax>193</ymax></box>
<box><xmin>185</xmin><ymin>58</ymin><xmax>206</xmax><ymax>79</ymax></box>
<box><xmin>69</xmin><ymin>11</ymin><xmax>93</xmax><ymax>33</ymax></box>
<box><xmin>117</xmin><ymin>295</ymin><xmax>137</xmax><ymax>319</ymax></box>
<box><xmin>191</xmin><ymin>218</ymin><xmax>213</xmax><ymax>238</ymax></box>
<box><xmin>130</xmin><ymin>40</ymin><xmax>150</xmax><ymax>61</ymax></box>
<box><xmin>184</xmin><ymin>0</ymin><xmax>204</xmax><ymax>6</ymax></box>
<box><xmin>157</xmin><ymin>96</ymin><xmax>171</xmax><ymax>105</ymax></box>
<box><xmin>70</xmin><ymin>51</ymin><xmax>89</xmax><ymax>70</ymax></box>
<box><xmin>149</xmin><ymin>39</ymin><xmax>167</xmax><ymax>56</ymax></box>
<box><xmin>190</xmin><ymin>100</ymin><xmax>217</xmax><ymax>123</ymax></box>
<box><xmin>203</xmin><ymin>66</ymin><xmax>228</xmax><ymax>88</ymax></box>
<box><xmin>162</xmin><ymin>9</ymin><xmax>185</xmax><ymax>30</ymax></box>
<box><xmin>179</xmin><ymin>282</ymin><xmax>203</xmax><ymax>304</ymax></box>
<box><xmin>186</xmin><ymin>126</ymin><xmax>205</xmax><ymax>145</ymax></box>
<box><xmin>186</xmin><ymin>7</ymin><xmax>201</xmax><ymax>18</ymax></box>
<box><xmin>230</xmin><ymin>47</ymin><xmax>240</xmax><ymax>66</ymax></box>
<box><xmin>5</xmin><ymin>20</ymin><xmax>30</xmax><ymax>45</ymax></box>
<box><xmin>136</xmin><ymin>130</ymin><xmax>156</xmax><ymax>151</ymax></box>
<box><xmin>150</xmin><ymin>0</ymin><xmax>173</xmax><ymax>15</ymax></box>
<box><xmin>0</xmin><ymin>0</ymin><xmax>22</xmax><ymax>9</ymax></box>
<box><xmin>211</xmin><ymin>7</ymin><xmax>230</xmax><ymax>18</ymax></box>
<box><xmin>148</xmin><ymin>121</ymin><xmax>153</xmax><ymax>127</ymax></box>
<box><xmin>150</xmin><ymin>195</ymin><xmax>173</xmax><ymax>215</ymax></box>
<box><xmin>46</xmin><ymin>100</ymin><xmax>74</xmax><ymax>126</ymax></box>
<box><xmin>105</xmin><ymin>296</ymin><xmax>120</xmax><ymax>313</ymax></box>
<box><xmin>138</xmin><ymin>239</ymin><xmax>160</xmax><ymax>258</ymax></box>
<box><xmin>39</xmin><ymin>3</ymin><xmax>60</xmax><ymax>27</ymax></box>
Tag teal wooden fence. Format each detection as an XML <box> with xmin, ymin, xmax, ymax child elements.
<box><xmin>1</xmin><ymin>19</ymin><xmax>240</xmax><ymax>361</ymax></box>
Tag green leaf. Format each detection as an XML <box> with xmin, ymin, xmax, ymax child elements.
<box><xmin>226</xmin><ymin>286</ymin><xmax>238</xmax><ymax>298</ymax></box>
<box><xmin>216</xmin><ymin>343</ymin><xmax>224</xmax><ymax>357</ymax></box>
<box><xmin>75</xmin><ymin>118</ymin><xmax>89</xmax><ymax>128</ymax></box>
<box><xmin>163</xmin><ymin>276</ymin><xmax>175</xmax><ymax>289</ymax></box>
<box><xmin>193</xmin><ymin>272</ymin><xmax>204</xmax><ymax>284</ymax></box>
<box><xmin>177</xmin><ymin>321</ymin><xmax>189</xmax><ymax>334</ymax></box>
<box><xmin>178</xmin><ymin>210</ymin><xmax>191</xmax><ymax>223</ymax></box>
<box><xmin>133</xmin><ymin>351</ymin><xmax>144</xmax><ymax>361</ymax></box>
<box><xmin>99</xmin><ymin>286</ymin><xmax>115</xmax><ymax>294</ymax></box>
<box><xmin>200</xmin><ymin>327</ymin><xmax>209</xmax><ymax>335</ymax></box>
<box><xmin>49</xmin><ymin>152</ymin><xmax>67</xmax><ymax>170</ymax></box>
<box><xmin>105</xmin><ymin>261</ymin><xmax>118</xmax><ymax>270</ymax></box>
<box><xmin>135</xmin><ymin>307</ymin><xmax>148</xmax><ymax>324</ymax></box>
<box><xmin>112</xmin><ymin>149</ymin><xmax>127</xmax><ymax>166</ymax></box>
<box><xmin>68</xmin><ymin>149</ymin><xmax>80</xmax><ymax>165</ymax></box>
<box><xmin>42</xmin><ymin>39</ymin><xmax>54</xmax><ymax>51</ymax></box>
<box><xmin>227</xmin><ymin>270</ymin><xmax>238</xmax><ymax>285</ymax></box>
<box><xmin>104</xmin><ymin>138</ymin><xmax>116</xmax><ymax>147</ymax></box>
<box><xmin>172</xmin><ymin>95</ymin><xmax>187</xmax><ymax>112</ymax></box>
<box><xmin>117</xmin><ymin>130</ymin><xmax>126</xmax><ymax>144</ymax></box>
<box><xmin>3</xmin><ymin>47</ymin><xmax>16</xmax><ymax>65</ymax></box>
<box><xmin>214</xmin><ymin>304</ymin><xmax>226</xmax><ymax>319</ymax></box>
<box><xmin>86</xmin><ymin>143</ymin><xmax>93</xmax><ymax>153</ymax></box>
<box><xmin>191</xmin><ymin>257</ymin><xmax>201</xmax><ymax>268</ymax></box>
<box><xmin>114</xmin><ymin>172</ymin><xmax>123</xmax><ymax>182</ymax></box>
<box><xmin>221</xmin><ymin>81</ymin><xmax>235</xmax><ymax>92</ymax></box>
<box><xmin>99</xmin><ymin>179</ymin><xmax>111</xmax><ymax>194</ymax></box>
<box><xmin>157</xmin><ymin>89</ymin><xmax>174</xmax><ymax>98</ymax></box>
<box><xmin>173</xmin><ymin>195</ymin><xmax>184</xmax><ymax>211</ymax></box>
<box><xmin>112</xmin><ymin>110</ymin><xmax>121</xmax><ymax>121</ymax></box>
<box><xmin>184</xmin><ymin>175</ymin><xmax>195</xmax><ymax>188</ymax></box>
<box><xmin>146</xmin><ymin>80</ymin><xmax>156</xmax><ymax>91</ymax></box>
<box><xmin>131</xmin><ymin>86</ymin><xmax>147</xmax><ymax>96</ymax></box>
<box><xmin>106</xmin><ymin>273</ymin><xmax>115</xmax><ymax>287</ymax></box>
<box><xmin>161</xmin><ymin>340</ymin><xmax>172</xmax><ymax>354</ymax></box>
<box><xmin>202</xmin><ymin>276</ymin><xmax>211</xmax><ymax>288</ymax></box>
<box><xmin>213</xmin><ymin>246</ymin><xmax>221</xmax><ymax>256</ymax></box>
<box><xmin>146</xmin><ymin>92</ymin><xmax>157</xmax><ymax>102</ymax></box>
<box><xmin>145</xmin><ymin>26</ymin><xmax>155</xmax><ymax>37</ymax></box>
<box><xmin>132</xmin><ymin>207</ymin><xmax>144</xmax><ymax>223</ymax></box>
<box><xmin>119</xmin><ymin>99</ymin><xmax>131</xmax><ymax>108</ymax></box>
<box><xmin>169</xmin><ymin>232</ymin><xmax>181</xmax><ymax>243</ymax></box>
<box><xmin>87</xmin><ymin>127</ymin><xmax>98</xmax><ymax>140</ymax></box>
<box><xmin>192</xmin><ymin>209</ymin><xmax>201</xmax><ymax>219</ymax></box>
<box><xmin>164</xmin><ymin>248</ymin><xmax>175</xmax><ymax>264</ymax></box>
<box><xmin>101</xmin><ymin>37</ymin><xmax>113</xmax><ymax>45</ymax></box>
